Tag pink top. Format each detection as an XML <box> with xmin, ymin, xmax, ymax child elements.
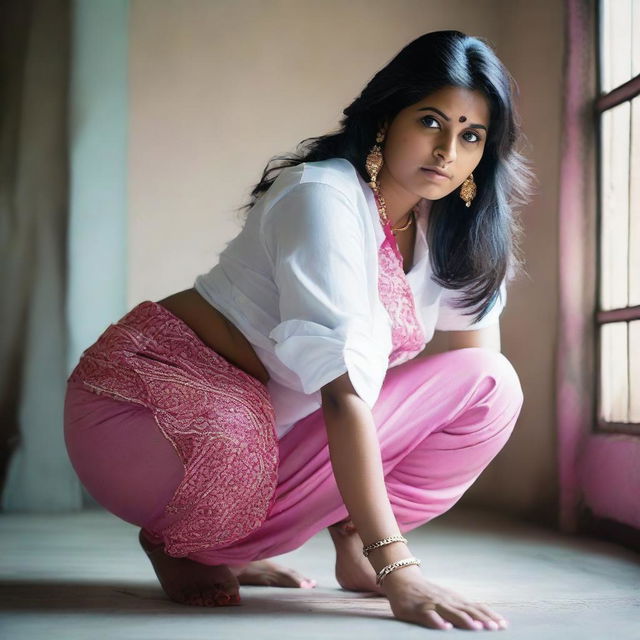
<box><xmin>378</xmin><ymin>216</ymin><xmax>427</xmax><ymax>367</ymax></box>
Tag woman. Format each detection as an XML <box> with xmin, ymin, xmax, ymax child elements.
<box><xmin>64</xmin><ymin>30</ymin><xmax>533</xmax><ymax>631</ymax></box>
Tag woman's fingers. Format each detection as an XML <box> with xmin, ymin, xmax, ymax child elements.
<box><xmin>442</xmin><ymin>603</ymin><xmax>509</xmax><ymax>631</ymax></box>
<box><xmin>420</xmin><ymin>608</ymin><xmax>454</xmax><ymax>630</ymax></box>
<box><xmin>437</xmin><ymin>603</ymin><xmax>488</xmax><ymax>630</ymax></box>
<box><xmin>386</xmin><ymin>576</ymin><xmax>510</xmax><ymax>631</ymax></box>
<box><xmin>471</xmin><ymin>602</ymin><xmax>509</xmax><ymax>628</ymax></box>
<box><xmin>458</xmin><ymin>605</ymin><xmax>502</xmax><ymax>630</ymax></box>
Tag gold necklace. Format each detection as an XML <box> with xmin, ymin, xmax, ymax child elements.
<box><xmin>372</xmin><ymin>185</ymin><xmax>419</xmax><ymax>236</ymax></box>
<box><xmin>391</xmin><ymin>211</ymin><xmax>415</xmax><ymax>233</ymax></box>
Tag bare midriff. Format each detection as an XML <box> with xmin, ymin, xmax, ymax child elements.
<box><xmin>156</xmin><ymin>288</ymin><xmax>271</xmax><ymax>385</ymax></box>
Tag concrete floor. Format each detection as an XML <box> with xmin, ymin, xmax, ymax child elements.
<box><xmin>1</xmin><ymin>506</ymin><xmax>639</xmax><ymax>639</ymax></box>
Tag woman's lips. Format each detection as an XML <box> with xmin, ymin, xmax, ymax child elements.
<box><xmin>420</xmin><ymin>168</ymin><xmax>449</xmax><ymax>181</ymax></box>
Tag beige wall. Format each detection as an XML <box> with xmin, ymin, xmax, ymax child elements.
<box><xmin>128</xmin><ymin>0</ymin><xmax>563</xmax><ymax>525</ymax></box>
<box><xmin>461</xmin><ymin>0</ymin><xmax>563</xmax><ymax>526</ymax></box>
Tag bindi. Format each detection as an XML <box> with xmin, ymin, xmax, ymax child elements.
<box><xmin>459</xmin><ymin>116</ymin><xmax>467</xmax><ymax>123</ymax></box>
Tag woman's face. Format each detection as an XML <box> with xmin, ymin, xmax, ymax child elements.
<box><xmin>378</xmin><ymin>85</ymin><xmax>490</xmax><ymax>203</ymax></box>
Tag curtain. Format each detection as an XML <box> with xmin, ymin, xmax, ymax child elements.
<box><xmin>0</xmin><ymin>0</ymin><xmax>81</xmax><ymax>511</ymax></box>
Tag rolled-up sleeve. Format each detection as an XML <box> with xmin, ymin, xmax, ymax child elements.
<box><xmin>435</xmin><ymin>277</ymin><xmax>507</xmax><ymax>331</ymax></box>
<box><xmin>262</xmin><ymin>181</ymin><xmax>390</xmax><ymax>408</ymax></box>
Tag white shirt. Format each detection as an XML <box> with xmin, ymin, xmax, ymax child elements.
<box><xmin>195</xmin><ymin>158</ymin><xmax>507</xmax><ymax>439</ymax></box>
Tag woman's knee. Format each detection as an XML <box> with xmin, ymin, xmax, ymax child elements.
<box><xmin>454</xmin><ymin>347</ymin><xmax>524</xmax><ymax>413</ymax></box>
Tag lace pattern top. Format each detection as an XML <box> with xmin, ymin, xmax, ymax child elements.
<box><xmin>377</xmin><ymin>216</ymin><xmax>426</xmax><ymax>367</ymax></box>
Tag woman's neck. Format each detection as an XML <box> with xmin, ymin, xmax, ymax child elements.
<box><xmin>377</xmin><ymin>171</ymin><xmax>429</xmax><ymax>227</ymax></box>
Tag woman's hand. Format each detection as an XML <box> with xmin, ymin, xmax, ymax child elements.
<box><xmin>381</xmin><ymin>566</ymin><xmax>509</xmax><ymax>631</ymax></box>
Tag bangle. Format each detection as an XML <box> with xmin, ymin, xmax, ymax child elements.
<box><xmin>362</xmin><ymin>534</ymin><xmax>408</xmax><ymax>557</ymax></box>
<box><xmin>375</xmin><ymin>557</ymin><xmax>422</xmax><ymax>586</ymax></box>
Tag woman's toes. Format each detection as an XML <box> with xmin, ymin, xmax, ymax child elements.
<box><xmin>275</xmin><ymin>568</ymin><xmax>316</xmax><ymax>588</ymax></box>
<box><xmin>213</xmin><ymin>592</ymin><xmax>230</xmax><ymax>606</ymax></box>
<box><xmin>182</xmin><ymin>588</ymin><xmax>241</xmax><ymax>607</ymax></box>
<box><xmin>275</xmin><ymin>567</ymin><xmax>317</xmax><ymax>588</ymax></box>
<box><xmin>202</xmin><ymin>593</ymin><xmax>216</xmax><ymax>606</ymax></box>
<box><xmin>210</xmin><ymin>590</ymin><xmax>242</xmax><ymax>606</ymax></box>
<box><xmin>235</xmin><ymin>560</ymin><xmax>316</xmax><ymax>588</ymax></box>
<box><xmin>285</xmin><ymin>574</ymin><xmax>317</xmax><ymax>589</ymax></box>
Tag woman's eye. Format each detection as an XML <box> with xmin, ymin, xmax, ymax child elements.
<box><xmin>421</xmin><ymin>116</ymin><xmax>482</xmax><ymax>144</ymax></box>
<box><xmin>420</xmin><ymin>116</ymin><xmax>440</xmax><ymax>128</ymax></box>
<box><xmin>463</xmin><ymin>131</ymin><xmax>481</xmax><ymax>143</ymax></box>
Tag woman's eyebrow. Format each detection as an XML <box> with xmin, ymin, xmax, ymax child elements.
<box><xmin>417</xmin><ymin>106</ymin><xmax>487</xmax><ymax>132</ymax></box>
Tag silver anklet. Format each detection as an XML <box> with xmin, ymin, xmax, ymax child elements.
<box><xmin>362</xmin><ymin>534</ymin><xmax>408</xmax><ymax>557</ymax></box>
<box><xmin>375</xmin><ymin>557</ymin><xmax>422</xmax><ymax>586</ymax></box>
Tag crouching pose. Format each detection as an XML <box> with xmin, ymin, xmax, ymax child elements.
<box><xmin>64</xmin><ymin>29</ymin><xmax>532</xmax><ymax>631</ymax></box>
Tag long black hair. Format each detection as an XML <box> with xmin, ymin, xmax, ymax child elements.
<box><xmin>236</xmin><ymin>30</ymin><xmax>536</xmax><ymax>323</ymax></box>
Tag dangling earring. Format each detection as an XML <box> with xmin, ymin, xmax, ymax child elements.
<box><xmin>366</xmin><ymin>128</ymin><xmax>416</xmax><ymax>234</ymax></box>
<box><xmin>459</xmin><ymin>173</ymin><xmax>477</xmax><ymax>207</ymax></box>
<box><xmin>365</xmin><ymin>129</ymin><xmax>385</xmax><ymax>191</ymax></box>
<box><xmin>365</xmin><ymin>128</ymin><xmax>390</xmax><ymax>226</ymax></box>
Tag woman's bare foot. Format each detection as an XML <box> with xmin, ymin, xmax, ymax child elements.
<box><xmin>229</xmin><ymin>560</ymin><xmax>317</xmax><ymax>589</ymax></box>
<box><xmin>139</xmin><ymin>529</ymin><xmax>241</xmax><ymax>607</ymax></box>
<box><xmin>139</xmin><ymin>529</ymin><xmax>316</xmax><ymax>604</ymax></box>
<box><xmin>327</xmin><ymin>519</ymin><xmax>383</xmax><ymax>594</ymax></box>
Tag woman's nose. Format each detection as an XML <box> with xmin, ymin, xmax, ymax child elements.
<box><xmin>434</xmin><ymin>136</ymin><xmax>457</xmax><ymax>164</ymax></box>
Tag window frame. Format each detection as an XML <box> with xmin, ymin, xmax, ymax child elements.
<box><xmin>594</xmin><ymin>0</ymin><xmax>640</xmax><ymax>435</ymax></box>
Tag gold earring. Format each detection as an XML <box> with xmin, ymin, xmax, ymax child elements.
<box><xmin>460</xmin><ymin>173</ymin><xmax>477</xmax><ymax>207</ymax></box>
<box><xmin>365</xmin><ymin>129</ymin><xmax>385</xmax><ymax>189</ymax></box>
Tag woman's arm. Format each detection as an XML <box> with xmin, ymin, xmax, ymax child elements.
<box><xmin>320</xmin><ymin>372</ymin><xmax>420</xmax><ymax>579</ymax></box>
<box><xmin>321</xmin><ymin>372</ymin><xmax>508</xmax><ymax>632</ymax></box>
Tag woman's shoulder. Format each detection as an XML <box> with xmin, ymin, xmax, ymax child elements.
<box><xmin>299</xmin><ymin>157</ymin><xmax>358</xmax><ymax>181</ymax></box>
<box><xmin>259</xmin><ymin>158</ymin><xmax>374</xmax><ymax>247</ymax></box>
<box><xmin>300</xmin><ymin>158</ymin><xmax>363</xmax><ymax>200</ymax></box>
<box><xmin>265</xmin><ymin>157</ymin><xmax>364</xmax><ymax>210</ymax></box>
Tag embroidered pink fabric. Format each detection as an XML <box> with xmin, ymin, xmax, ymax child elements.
<box><xmin>68</xmin><ymin>301</ymin><xmax>279</xmax><ymax>558</ymax></box>
<box><xmin>377</xmin><ymin>219</ymin><xmax>427</xmax><ymax>367</ymax></box>
<box><xmin>68</xmin><ymin>215</ymin><xmax>424</xmax><ymax>557</ymax></box>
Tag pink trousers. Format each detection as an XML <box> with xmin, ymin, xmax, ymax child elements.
<box><xmin>64</xmin><ymin>309</ymin><xmax>523</xmax><ymax>567</ymax></box>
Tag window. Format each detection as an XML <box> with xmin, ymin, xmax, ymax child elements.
<box><xmin>596</xmin><ymin>0</ymin><xmax>640</xmax><ymax>433</ymax></box>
